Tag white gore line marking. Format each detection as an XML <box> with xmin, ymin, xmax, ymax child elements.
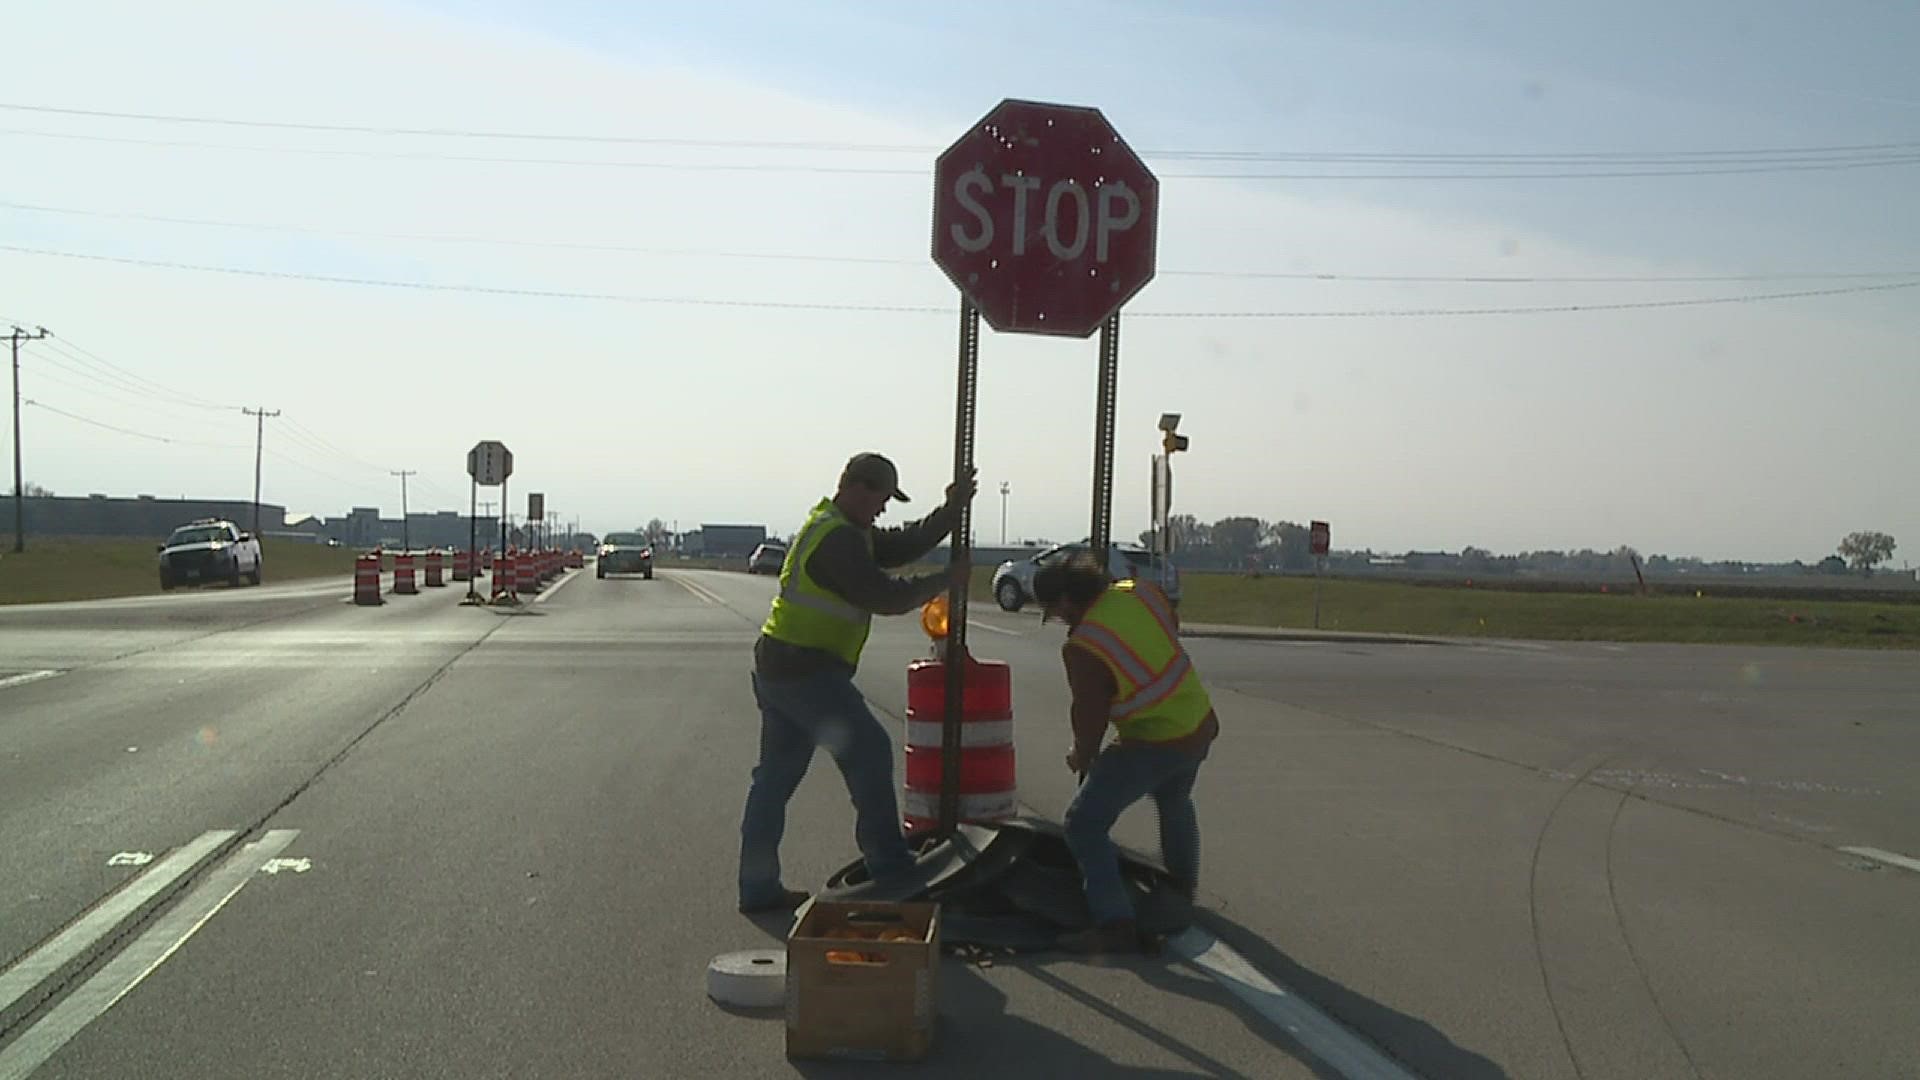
<box><xmin>966</xmin><ymin>620</ymin><xmax>1024</xmax><ymax>637</ymax></box>
<box><xmin>1168</xmin><ymin>927</ymin><xmax>1419</xmax><ymax>1080</ymax></box>
<box><xmin>532</xmin><ymin>569</ymin><xmax>584</xmax><ymax>605</ymax></box>
<box><xmin>0</xmin><ymin>830</ymin><xmax>236</xmax><ymax>1016</ymax></box>
<box><xmin>0</xmin><ymin>830</ymin><xmax>298</xmax><ymax>1080</ymax></box>
<box><xmin>1840</xmin><ymin>846</ymin><xmax>1920</xmax><ymax>875</ymax></box>
<box><xmin>0</xmin><ymin>670</ymin><xmax>63</xmax><ymax>692</ymax></box>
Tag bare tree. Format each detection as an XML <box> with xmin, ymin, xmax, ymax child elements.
<box><xmin>1838</xmin><ymin>531</ymin><xmax>1897</xmax><ymax>573</ymax></box>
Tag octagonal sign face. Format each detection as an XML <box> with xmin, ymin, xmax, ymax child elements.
<box><xmin>932</xmin><ymin>99</ymin><xmax>1160</xmax><ymax>338</ymax></box>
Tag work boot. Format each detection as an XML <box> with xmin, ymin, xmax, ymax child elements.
<box><xmin>1059</xmin><ymin>920</ymin><xmax>1142</xmax><ymax>956</ymax></box>
<box><xmin>738</xmin><ymin>888</ymin><xmax>810</xmax><ymax>915</ymax></box>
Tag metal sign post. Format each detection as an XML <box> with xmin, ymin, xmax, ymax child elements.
<box><xmin>1310</xmin><ymin>520</ymin><xmax>1331</xmax><ymax>629</ymax></box>
<box><xmin>929</xmin><ymin>98</ymin><xmax>1159</xmax><ymax>839</ymax></box>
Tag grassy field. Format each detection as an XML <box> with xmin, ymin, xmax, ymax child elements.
<box><xmin>0</xmin><ymin>539</ymin><xmax>361</xmax><ymax>606</ymax></box>
<box><xmin>962</xmin><ymin>567</ymin><xmax>1920</xmax><ymax>649</ymax></box>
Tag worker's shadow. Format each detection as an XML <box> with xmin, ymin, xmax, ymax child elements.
<box><xmin>735</xmin><ymin>913</ymin><xmax>1203</xmax><ymax>1077</ymax></box>
<box><xmin>736</xmin><ymin>908</ymin><xmax>1503</xmax><ymax>1078</ymax></box>
<box><xmin>1102</xmin><ymin>909</ymin><xmax>1511</xmax><ymax>1080</ymax></box>
<box><xmin>781</xmin><ymin>966</ymin><xmax>1218</xmax><ymax>1079</ymax></box>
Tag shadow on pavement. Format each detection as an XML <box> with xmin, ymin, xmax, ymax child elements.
<box><xmin>732</xmin><ymin>905</ymin><xmax>1506</xmax><ymax>1077</ymax></box>
<box><xmin>1180</xmin><ymin>909</ymin><xmax>1511</xmax><ymax>1080</ymax></box>
<box><xmin>789</xmin><ymin>967</ymin><xmax>1215</xmax><ymax>1079</ymax></box>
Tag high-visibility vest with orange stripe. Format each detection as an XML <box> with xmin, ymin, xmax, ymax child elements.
<box><xmin>1068</xmin><ymin>579</ymin><xmax>1212</xmax><ymax>743</ymax></box>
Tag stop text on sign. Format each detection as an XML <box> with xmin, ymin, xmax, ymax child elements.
<box><xmin>947</xmin><ymin>170</ymin><xmax>1143</xmax><ymax>264</ymax></box>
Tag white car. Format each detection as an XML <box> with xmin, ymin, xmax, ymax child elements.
<box><xmin>158</xmin><ymin>518</ymin><xmax>263</xmax><ymax>590</ymax></box>
<box><xmin>990</xmin><ymin>542</ymin><xmax>1179</xmax><ymax>613</ymax></box>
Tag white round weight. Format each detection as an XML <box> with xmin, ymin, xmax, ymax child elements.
<box><xmin>707</xmin><ymin>949</ymin><xmax>786</xmax><ymax>1008</ymax></box>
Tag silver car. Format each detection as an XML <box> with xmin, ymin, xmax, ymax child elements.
<box><xmin>990</xmin><ymin>542</ymin><xmax>1179</xmax><ymax>612</ymax></box>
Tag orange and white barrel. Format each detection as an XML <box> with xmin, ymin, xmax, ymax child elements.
<box><xmin>901</xmin><ymin>656</ymin><xmax>1016</xmax><ymax>833</ymax></box>
<box><xmin>353</xmin><ymin>553</ymin><xmax>383</xmax><ymax>606</ymax></box>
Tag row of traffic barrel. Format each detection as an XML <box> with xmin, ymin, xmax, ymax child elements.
<box><xmin>353</xmin><ymin>547</ymin><xmax>587</xmax><ymax>606</ymax></box>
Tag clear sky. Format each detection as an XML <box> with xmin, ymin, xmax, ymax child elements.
<box><xmin>2</xmin><ymin>1</ymin><xmax>1914</xmax><ymax>563</ymax></box>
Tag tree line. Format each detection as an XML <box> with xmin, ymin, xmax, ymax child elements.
<box><xmin>1139</xmin><ymin>516</ymin><xmax>1901</xmax><ymax>576</ymax></box>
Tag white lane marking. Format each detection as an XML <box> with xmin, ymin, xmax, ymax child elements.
<box><xmin>259</xmin><ymin>857</ymin><xmax>311</xmax><ymax>875</ymax></box>
<box><xmin>105</xmin><ymin>852</ymin><xmax>154</xmax><ymax>868</ymax></box>
<box><xmin>1168</xmin><ymin>927</ymin><xmax>1419</xmax><ymax>1080</ymax></box>
<box><xmin>531</xmin><ymin>569</ymin><xmax>584</xmax><ymax>605</ymax></box>
<box><xmin>966</xmin><ymin>619</ymin><xmax>1024</xmax><ymax>637</ymax></box>
<box><xmin>0</xmin><ymin>829</ymin><xmax>297</xmax><ymax>1080</ymax></box>
<box><xmin>1840</xmin><ymin>846</ymin><xmax>1920</xmax><ymax>875</ymax></box>
<box><xmin>0</xmin><ymin>669</ymin><xmax>62</xmax><ymax>692</ymax></box>
<box><xmin>0</xmin><ymin>830</ymin><xmax>236</xmax><ymax>1016</ymax></box>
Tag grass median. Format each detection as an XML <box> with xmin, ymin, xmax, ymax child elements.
<box><xmin>0</xmin><ymin>538</ymin><xmax>361</xmax><ymax>605</ymax></box>
<box><xmin>964</xmin><ymin>567</ymin><xmax>1920</xmax><ymax>649</ymax></box>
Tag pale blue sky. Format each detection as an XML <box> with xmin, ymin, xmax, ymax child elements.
<box><xmin>2</xmin><ymin>1</ymin><xmax>1915</xmax><ymax>562</ymax></box>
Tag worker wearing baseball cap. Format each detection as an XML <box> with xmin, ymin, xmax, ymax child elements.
<box><xmin>737</xmin><ymin>452</ymin><xmax>977</xmax><ymax>914</ymax></box>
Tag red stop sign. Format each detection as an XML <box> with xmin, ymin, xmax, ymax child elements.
<box><xmin>932</xmin><ymin>99</ymin><xmax>1159</xmax><ymax>338</ymax></box>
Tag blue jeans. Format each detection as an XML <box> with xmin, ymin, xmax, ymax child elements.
<box><xmin>738</xmin><ymin>668</ymin><xmax>915</xmax><ymax>907</ymax></box>
<box><xmin>1064</xmin><ymin>742</ymin><xmax>1206</xmax><ymax>926</ymax></box>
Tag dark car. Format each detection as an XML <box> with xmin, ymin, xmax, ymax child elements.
<box><xmin>747</xmin><ymin>542</ymin><xmax>788</xmax><ymax>575</ymax></box>
<box><xmin>597</xmin><ymin>533</ymin><xmax>653</xmax><ymax>579</ymax></box>
<box><xmin>158</xmin><ymin>518</ymin><xmax>263</xmax><ymax>590</ymax></box>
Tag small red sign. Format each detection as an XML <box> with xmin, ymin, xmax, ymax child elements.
<box><xmin>1310</xmin><ymin>520</ymin><xmax>1331</xmax><ymax>556</ymax></box>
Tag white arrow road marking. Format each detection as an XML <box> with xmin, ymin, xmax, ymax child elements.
<box><xmin>0</xmin><ymin>830</ymin><xmax>298</xmax><ymax>1080</ymax></box>
<box><xmin>0</xmin><ymin>670</ymin><xmax>62</xmax><ymax>692</ymax></box>
<box><xmin>0</xmin><ymin>830</ymin><xmax>235</xmax><ymax>1016</ymax></box>
<box><xmin>1168</xmin><ymin>927</ymin><xmax>1419</xmax><ymax>1080</ymax></box>
<box><xmin>259</xmin><ymin>857</ymin><xmax>310</xmax><ymax>875</ymax></box>
<box><xmin>105</xmin><ymin>852</ymin><xmax>154</xmax><ymax>868</ymax></box>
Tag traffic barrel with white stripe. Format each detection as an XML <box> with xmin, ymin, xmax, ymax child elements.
<box><xmin>494</xmin><ymin>551</ymin><xmax>517</xmax><ymax>597</ymax></box>
<box><xmin>902</xmin><ymin>656</ymin><xmax>1016</xmax><ymax>833</ymax></box>
<box><xmin>515</xmin><ymin>552</ymin><xmax>539</xmax><ymax>594</ymax></box>
<box><xmin>452</xmin><ymin>549</ymin><xmax>472</xmax><ymax>582</ymax></box>
<box><xmin>394</xmin><ymin>552</ymin><xmax>418</xmax><ymax>595</ymax></box>
<box><xmin>353</xmin><ymin>553</ymin><xmax>383</xmax><ymax>606</ymax></box>
<box><xmin>424</xmin><ymin>549</ymin><xmax>446</xmax><ymax>588</ymax></box>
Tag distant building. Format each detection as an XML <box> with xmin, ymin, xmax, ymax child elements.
<box><xmin>17</xmin><ymin>494</ymin><xmax>287</xmax><ymax>539</ymax></box>
<box><xmin>700</xmin><ymin>523</ymin><xmax>767</xmax><ymax>557</ymax></box>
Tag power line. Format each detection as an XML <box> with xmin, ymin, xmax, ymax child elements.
<box><xmin>2</xmin><ymin>241</ymin><xmax>1914</xmax><ymax>318</ymax></box>
<box><xmin>24</xmin><ymin>342</ymin><xmax>241</xmax><ymax>419</ymax></box>
<box><xmin>7</xmin><ymin>198</ymin><xmax>1916</xmax><ymax>285</ymax></box>
<box><xmin>6</xmin><ymin>101</ymin><xmax>1919</xmax><ymax>162</ymax></box>
<box><xmin>6</xmin><ymin>125</ymin><xmax>1919</xmax><ymax>179</ymax></box>
<box><xmin>36</xmin><ymin>334</ymin><xmax>237</xmax><ymax>410</ymax></box>
<box><xmin>22</xmin><ymin>397</ymin><xmax>243</xmax><ymax>448</ymax></box>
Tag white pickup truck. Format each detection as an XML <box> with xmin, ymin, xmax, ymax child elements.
<box><xmin>157</xmin><ymin>518</ymin><xmax>263</xmax><ymax>590</ymax></box>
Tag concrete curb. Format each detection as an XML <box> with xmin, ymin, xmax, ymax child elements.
<box><xmin>1178</xmin><ymin>623</ymin><xmax>1453</xmax><ymax>646</ymax></box>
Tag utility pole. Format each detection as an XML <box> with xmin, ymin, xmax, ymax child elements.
<box><xmin>391</xmin><ymin>470</ymin><xmax>417</xmax><ymax>549</ymax></box>
<box><xmin>9</xmin><ymin>324</ymin><xmax>52</xmax><ymax>553</ymax></box>
<box><xmin>999</xmin><ymin>481</ymin><xmax>1010</xmax><ymax>545</ymax></box>
<box><xmin>242</xmin><ymin>406</ymin><xmax>280</xmax><ymax>537</ymax></box>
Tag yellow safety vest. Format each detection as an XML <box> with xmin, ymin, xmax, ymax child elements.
<box><xmin>1068</xmin><ymin>579</ymin><xmax>1212</xmax><ymax>743</ymax></box>
<box><xmin>761</xmin><ymin>499</ymin><xmax>873</xmax><ymax>667</ymax></box>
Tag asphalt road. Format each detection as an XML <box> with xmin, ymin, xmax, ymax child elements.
<box><xmin>1</xmin><ymin>566</ymin><xmax>1915</xmax><ymax>1078</ymax></box>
